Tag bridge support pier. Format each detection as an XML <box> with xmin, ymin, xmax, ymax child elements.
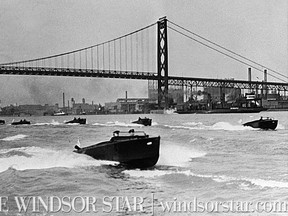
<box><xmin>157</xmin><ymin>17</ymin><xmax>169</xmax><ymax>109</ymax></box>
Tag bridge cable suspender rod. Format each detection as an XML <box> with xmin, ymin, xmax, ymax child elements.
<box><xmin>167</xmin><ymin>20</ymin><xmax>288</xmax><ymax>82</ymax></box>
<box><xmin>0</xmin><ymin>22</ymin><xmax>157</xmax><ymax>66</ymax></box>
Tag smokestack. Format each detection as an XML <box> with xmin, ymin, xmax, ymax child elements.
<box><xmin>63</xmin><ymin>93</ymin><xmax>65</xmax><ymax>108</ymax></box>
<box><xmin>68</xmin><ymin>100</ymin><xmax>69</xmax><ymax>108</ymax></box>
<box><xmin>125</xmin><ymin>91</ymin><xmax>128</xmax><ymax>113</ymax></box>
<box><xmin>248</xmin><ymin>68</ymin><xmax>251</xmax><ymax>82</ymax></box>
<box><xmin>248</xmin><ymin>68</ymin><xmax>252</xmax><ymax>93</ymax></box>
<box><xmin>264</xmin><ymin>69</ymin><xmax>267</xmax><ymax>82</ymax></box>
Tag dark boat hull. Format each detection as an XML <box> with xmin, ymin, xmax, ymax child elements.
<box><xmin>65</xmin><ymin>118</ymin><xmax>86</xmax><ymax>124</ymax></box>
<box><xmin>11</xmin><ymin>121</ymin><xmax>30</xmax><ymax>125</ymax></box>
<box><xmin>243</xmin><ymin>119</ymin><xmax>278</xmax><ymax>130</ymax></box>
<box><xmin>132</xmin><ymin>118</ymin><xmax>152</xmax><ymax>126</ymax></box>
<box><xmin>0</xmin><ymin>120</ymin><xmax>5</xmax><ymax>125</ymax></box>
<box><xmin>75</xmin><ymin>136</ymin><xmax>160</xmax><ymax>168</ymax></box>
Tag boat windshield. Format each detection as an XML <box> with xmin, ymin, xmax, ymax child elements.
<box><xmin>260</xmin><ymin>116</ymin><xmax>273</xmax><ymax>120</ymax></box>
<box><xmin>113</xmin><ymin>129</ymin><xmax>147</xmax><ymax>137</ymax></box>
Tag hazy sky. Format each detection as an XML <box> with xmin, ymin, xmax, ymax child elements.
<box><xmin>0</xmin><ymin>0</ymin><xmax>287</xmax><ymax>106</ymax></box>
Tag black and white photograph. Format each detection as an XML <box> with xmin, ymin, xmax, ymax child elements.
<box><xmin>0</xmin><ymin>1</ymin><xmax>288</xmax><ymax>215</ymax></box>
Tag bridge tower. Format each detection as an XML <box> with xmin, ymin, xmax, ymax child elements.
<box><xmin>157</xmin><ymin>17</ymin><xmax>169</xmax><ymax>109</ymax></box>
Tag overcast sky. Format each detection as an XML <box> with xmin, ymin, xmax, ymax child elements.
<box><xmin>0</xmin><ymin>0</ymin><xmax>287</xmax><ymax>106</ymax></box>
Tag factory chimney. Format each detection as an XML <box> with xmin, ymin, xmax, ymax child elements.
<box><xmin>264</xmin><ymin>69</ymin><xmax>267</xmax><ymax>82</ymax></box>
<box><xmin>125</xmin><ymin>91</ymin><xmax>128</xmax><ymax>113</ymax></box>
<box><xmin>63</xmin><ymin>93</ymin><xmax>65</xmax><ymax>108</ymax></box>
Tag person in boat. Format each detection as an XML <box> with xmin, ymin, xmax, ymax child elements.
<box><xmin>129</xmin><ymin>129</ymin><xmax>135</xmax><ymax>136</ymax></box>
<box><xmin>113</xmin><ymin>130</ymin><xmax>120</xmax><ymax>137</ymax></box>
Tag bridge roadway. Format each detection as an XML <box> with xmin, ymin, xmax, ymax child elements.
<box><xmin>1</xmin><ymin>65</ymin><xmax>288</xmax><ymax>91</ymax></box>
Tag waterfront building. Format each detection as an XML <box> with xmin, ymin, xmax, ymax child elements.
<box><xmin>104</xmin><ymin>98</ymin><xmax>157</xmax><ymax>114</ymax></box>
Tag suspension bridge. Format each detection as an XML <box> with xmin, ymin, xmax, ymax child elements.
<box><xmin>0</xmin><ymin>17</ymin><xmax>288</xmax><ymax>109</ymax></box>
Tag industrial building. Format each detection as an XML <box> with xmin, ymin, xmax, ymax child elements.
<box><xmin>105</xmin><ymin>98</ymin><xmax>157</xmax><ymax>114</ymax></box>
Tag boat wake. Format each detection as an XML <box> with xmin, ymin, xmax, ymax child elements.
<box><xmin>33</xmin><ymin>120</ymin><xmax>61</xmax><ymax>126</ymax></box>
<box><xmin>0</xmin><ymin>146</ymin><xmax>117</xmax><ymax>173</ymax></box>
<box><xmin>93</xmin><ymin>121</ymin><xmax>144</xmax><ymax>127</ymax></box>
<box><xmin>33</xmin><ymin>120</ymin><xmax>89</xmax><ymax>126</ymax></box>
<box><xmin>0</xmin><ymin>134</ymin><xmax>28</xmax><ymax>141</ymax></box>
<box><xmin>163</xmin><ymin>121</ymin><xmax>255</xmax><ymax>131</ymax></box>
<box><xmin>124</xmin><ymin>169</ymin><xmax>288</xmax><ymax>189</ymax></box>
<box><xmin>210</xmin><ymin>122</ymin><xmax>253</xmax><ymax>131</ymax></box>
<box><xmin>158</xmin><ymin>142</ymin><xmax>206</xmax><ymax>167</ymax></box>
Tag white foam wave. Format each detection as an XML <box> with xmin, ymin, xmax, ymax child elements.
<box><xmin>277</xmin><ymin>123</ymin><xmax>285</xmax><ymax>130</ymax></box>
<box><xmin>124</xmin><ymin>169</ymin><xmax>177</xmax><ymax>178</ymax></box>
<box><xmin>93</xmin><ymin>121</ymin><xmax>143</xmax><ymax>127</ymax></box>
<box><xmin>116</xmin><ymin>121</ymin><xmax>143</xmax><ymax>127</ymax></box>
<box><xmin>213</xmin><ymin>175</ymin><xmax>288</xmax><ymax>188</ymax></box>
<box><xmin>124</xmin><ymin>169</ymin><xmax>288</xmax><ymax>189</ymax></box>
<box><xmin>210</xmin><ymin>122</ymin><xmax>252</xmax><ymax>131</ymax></box>
<box><xmin>164</xmin><ymin>125</ymin><xmax>200</xmax><ymax>130</ymax></box>
<box><xmin>33</xmin><ymin>120</ymin><xmax>61</xmax><ymax>126</ymax></box>
<box><xmin>245</xmin><ymin>178</ymin><xmax>288</xmax><ymax>188</ymax></box>
<box><xmin>92</xmin><ymin>122</ymin><xmax>113</xmax><ymax>127</ymax></box>
<box><xmin>0</xmin><ymin>146</ymin><xmax>117</xmax><ymax>173</ymax></box>
<box><xmin>124</xmin><ymin>169</ymin><xmax>202</xmax><ymax>179</ymax></box>
<box><xmin>158</xmin><ymin>144</ymin><xmax>206</xmax><ymax>167</ymax></box>
<box><xmin>1</xmin><ymin>134</ymin><xmax>28</xmax><ymax>141</ymax></box>
<box><xmin>151</xmin><ymin>122</ymin><xmax>158</xmax><ymax>126</ymax></box>
<box><xmin>165</xmin><ymin>121</ymin><xmax>254</xmax><ymax>131</ymax></box>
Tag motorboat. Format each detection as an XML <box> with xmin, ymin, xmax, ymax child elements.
<box><xmin>65</xmin><ymin>117</ymin><xmax>86</xmax><ymax>124</ymax></box>
<box><xmin>52</xmin><ymin>111</ymin><xmax>68</xmax><ymax>116</ymax></box>
<box><xmin>74</xmin><ymin>129</ymin><xmax>160</xmax><ymax>168</ymax></box>
<box><xmin>132</xmin><ymin>117</ymin><xmax>152</xmax><ymax>126</ymax></box>
<box><xmin>0</xmin><ymin>120</ymin><xmax>5</xmax><ymax>125</ymax></box>
<box><xmin>243</xmin><ymin>117</ymin><xmax>278</xmax><ymax>130</ymax></box>
<box><xmin>11</xmin><ymin>119</ymin><xmax>31</xmax><ymax>125</ymax></box>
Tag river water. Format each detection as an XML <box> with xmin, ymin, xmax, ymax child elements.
<box><xmin>0</xmin><ymin>112</ymin><xmax>287</xmax><ymax>216</ymax></box>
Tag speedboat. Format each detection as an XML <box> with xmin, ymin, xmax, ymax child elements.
<box><xmin>53</xmin><ymin>111</ymin><xmax>68</xmax><ymax>116</ymax></box>
<box><xmin>11</xmin><ymin>119</ymin><xmax>31</xmax><ymax>125</ymax></box>
<box><xmin>0</xmin><ymin>120</ymin><xmax>5</xmax><ymax>125</ymax></box>
<box><xmin>132</xmin><ymin>117</ymin><xmax>152</xmax><ymax>126</ymax></box>
<box><xmin>65</xmin><ymin>117</ymin><xmax>86</xmax><ymax>124</ymax></box>
<box><xmin>74</xmin><ymin>129</ymin><xmax>160</xmax><ymax>168</ymax></box>
<box><xmin>243</xmin><ymin>117</ymin><xmax>278</xmax><ymax>130</ymax></box>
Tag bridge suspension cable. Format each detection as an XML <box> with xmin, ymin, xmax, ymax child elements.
<box><xmin>0</xmin><ymin>22</ymin><xmax>157</xmax><ymax>75</ymax></box>
<box><xmin>167</xmin><ymin>20</ymin><xmax>288</xmax><ymax>82</ymax></box>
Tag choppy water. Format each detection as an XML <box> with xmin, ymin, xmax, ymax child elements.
<box><xmin>0</xmin><ymin>112</ymin><xmax>287</xmax><ymax>216</ymax></box>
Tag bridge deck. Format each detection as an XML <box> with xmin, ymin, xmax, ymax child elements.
<box><xmin>1</xmin><ymin>66</ymin><xmax>287</xmax><ymax>91</ymax></box>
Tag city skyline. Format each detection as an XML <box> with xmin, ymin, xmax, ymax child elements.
<box><xmin>0</xmin><ymin>1</ymin><xmax>287</xmax><ymax>106</ymax></box>
<box><xmin>0</xmin><ymin>87</ymin><xmax>148</xmax><ymax>107</ymax></box>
